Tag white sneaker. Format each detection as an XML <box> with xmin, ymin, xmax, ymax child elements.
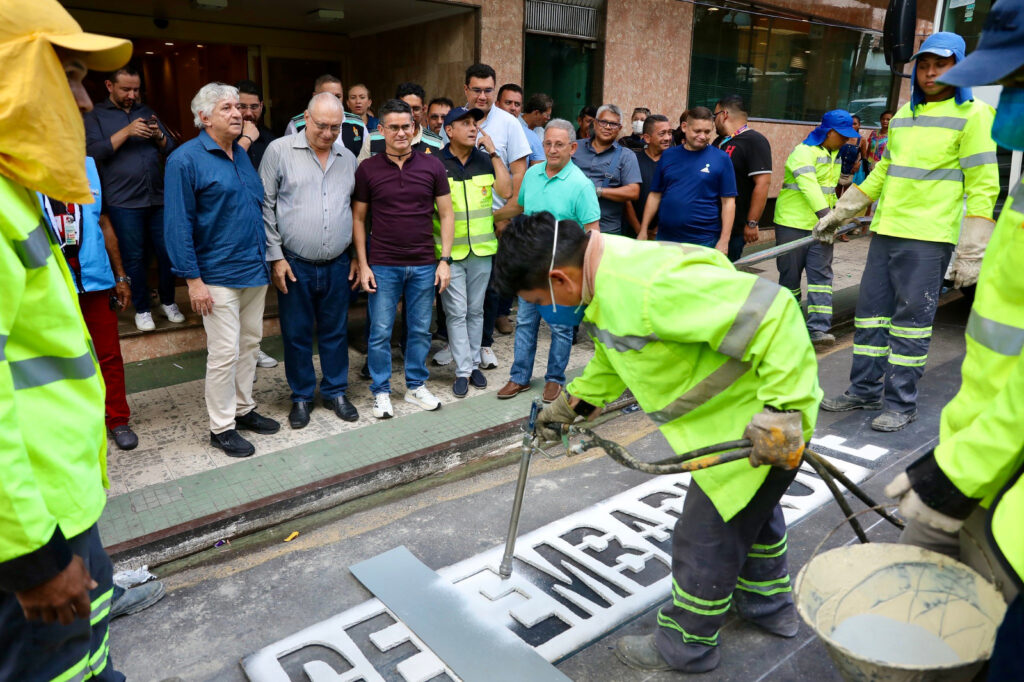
<box><xmin>372</xmin><ymin>392</ymin><xmax>395</xmax><ymax>419</ymax></box>
<box><xmin>160</xmin><ymin>303</ymin><xmax>185</xmax><ymax>323</ymax></box>
<box><xmin>432</xmin><ymin>344</ymin><xmax>453</xmax><ymax>366</ymax></box>
<box><xmin>479</xmin><ymin>346</ymin><xmax>498</xmax><ymax>369</ymax></box>
<box><xmin>405</xmin><ymin>385</ymin><xmax>441</xmax><ymax>411</ymax></box>
<box><xmin>255</xmin><ymin>348</ymin><xmax>278</xmax><ymax>368</ymax></box>
<box><xmin>134</xmin><ymin>312</ymin><xmax>156</xmax><ymax>331</ymax></box>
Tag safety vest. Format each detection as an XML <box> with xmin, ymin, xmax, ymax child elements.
<box><xmin>859</xmin><ymin>97</ymin><xmax>999</xmax><ymax>244</ymax></box>
<box><xmin>0</xmin><ymin>174</ymin><xmax>108</xmax><ymax>569</ymax></box>
<box><xmin>433</xmin><ymin>148</ymin><xmax>498</xmax><ymax>260</ymax></box>
<box><xmin>934</xmin><ymin>178</ymin><xmax>1024</xmax><ymax>587</ymax></box>
<box><xmin>773</xmin><ymin>143</ymin><xmax>840</xmax><ymax>231</ymax></box>
<box><xmin>567</xmin><ymin>236</ymin><xmax>822</xmax><ymax>521</ymax></box>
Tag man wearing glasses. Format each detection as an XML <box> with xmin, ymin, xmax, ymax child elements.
<box><xmin>260</xmin><ymin>93</ymin><xmax>360</xmax><ymax>429</ymax></box>
<box><xmin>572</xmin><ymin>104</ymin><xmax>642</xmax><ymax>235</ymax></box>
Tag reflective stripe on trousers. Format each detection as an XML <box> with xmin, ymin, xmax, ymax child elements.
<box><xmin>656</xmin><ymin>468</ymin><xmax>798</xmax><ymax>671</ymax></box>
<box><xmin>775</xmin><ymin>225</ymin><xmax>834</xmax><ymax>334</ymax></box>
<box><xmin>848</xmin><ymin>235</ymin><xmax>953</xmax><ymax>412</ymax></box>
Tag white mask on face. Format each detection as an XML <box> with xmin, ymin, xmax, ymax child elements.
<box><xmin>632</xmin><ymin>120</ymin><xmax>644</xmax><ymax>135</ymax></box>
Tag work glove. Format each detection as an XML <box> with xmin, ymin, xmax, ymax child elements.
<box><xmin>742</xmin><ymin>407</ymin><xmax>805</xmax><ymax>469</ymax></box>
<box><xmin>812</xmin><ymin>184</ymin><xmax>873</xmax><ymax>243</ymax></box>
<box><xmin>838</xmin><ymin>173</ymin><xmax>853</xmax><ymax>187</ymax></box>
<box><xmin>884</xmin><ymin>451</ymin><xmax>980</xmax><ymax>533</ymax></box>
<box><xmin>534</xmin><ymin>392</ymin><xmax>579</xmax><ymax>443</ymax></box>
<box><xmin>948</xmin><ymin>216</ymin><xmax>995</xmax><ymax>289</ymax></box>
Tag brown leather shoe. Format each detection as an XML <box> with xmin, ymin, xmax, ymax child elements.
<box><xmin>542</xmin><ymin>382</ymin><xmax>562</xmax><ymax>403</ymax></box>
<box><xmin>495</xmin><ymin>315</ymin><xmax>515</xmax><ymax>334</ymax></box>
<box><xmin>497</xmin><ymin>381</ymin><xmax>530</xmax><ymax>399</ymax></box>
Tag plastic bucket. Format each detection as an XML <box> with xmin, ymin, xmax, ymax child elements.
<box><xmin>794</xmin><ymin>543</ymin><xmax>1006</xmax><ymax>682</ymax></box>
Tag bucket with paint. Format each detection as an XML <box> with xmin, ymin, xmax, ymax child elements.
<box><xmin>794</xmin><ymin>543</ymin><xmax>1006</xmax><ymax>682</ymax></box>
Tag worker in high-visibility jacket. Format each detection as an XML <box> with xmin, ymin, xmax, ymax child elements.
<box><xmin>0</xmin><ymin>3</ymin><xmax>134</xmax><ymax>680</ymax></box>
<box><xmin>883</xmin><ymin>4</ymin><xmax>1024</xmax><ymax>678</ymax></box>
<box><xmin>493</xmin><ymin>211</ymin><xmax>821</xmax><ymax>674</ymax></box>
<box><xmin>815</xmin><ymin>31</ymin><xmax>1000</xmax><ymax>433</ymax></box>
<box><xmin>772</xmin><ymin>109</ymin><xmax>855</xmax><ymax>349</ymax></box>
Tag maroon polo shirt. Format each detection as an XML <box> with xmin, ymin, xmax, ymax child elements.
<box><xmin>354</xmin><ymin>149</ymin><xmax>450</xmax><ymax>266</ymax></box>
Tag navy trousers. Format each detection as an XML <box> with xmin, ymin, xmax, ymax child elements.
<box><xmin>0</xmin><ymin>525</ymin><xmax>123</xmax><ymax>682</ymax></box>
<box><xmin>277</xmin><ymin>251</ymin><xmax>351</xmax><ymax>403</ymax></box>
<box><xmin>775</xmin><ymin>225</ymin><xmax>835</xmax><ymax>334</ymax></box>
<box><xmin>656</xmin><ymin>467</ymin><xmax>798</xmax><ymax>672</ymax></box>
<box><xmin>847</xmin><ymin>234</ymin><xmax>953</xmax><ymax>413</ymax></box>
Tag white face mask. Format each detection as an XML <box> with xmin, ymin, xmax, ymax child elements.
<box><xmin>631</xmin><ymin>120</ymin><xmax>644</xmax><ymax>135</ymax></box>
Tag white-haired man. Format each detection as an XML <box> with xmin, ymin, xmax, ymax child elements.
<box><xmin>164</xmin><ymin>83</ymin><xmax>278</xmax><ymax>457</ymax></box>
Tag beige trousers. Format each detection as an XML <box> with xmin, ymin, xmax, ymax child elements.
<box><xmin>202</xmin><ymin>285</ymin><xmax>267</xmax><ymax>433</ymax></box>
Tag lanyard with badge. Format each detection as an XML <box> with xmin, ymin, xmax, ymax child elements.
<box><xmin>43</xmin><ymin>197</ymin><xmax>82</xmax><ymax>247</ymax></box>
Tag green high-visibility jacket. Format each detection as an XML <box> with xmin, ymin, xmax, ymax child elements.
<box><xmin>934</xmin><ymin>178</ymin><xmax>1024</xmax><ymax>587</ymax></box>
<box><xmin>433</xmin><ymin>149</ymin><xmax>498</xmax><ymax>260</ymax></box>
<box><xmin>0</xmin><ymin>174</ymin><xmax>107</xmax><ymax>591</ymax></box>
<box><xmin>859</xmin><ymin>97</ymin><xmax>999</xmax><ymax>244</ymax></box>
<box><xmin>567</xmin><ymin>236</ymin><xmax>822</xmax><ymax>521</ymax></box>
<box><xmin>773</xmin><ymin>143</ymin><xmax>840</xmax><ymax>230</ymax></box>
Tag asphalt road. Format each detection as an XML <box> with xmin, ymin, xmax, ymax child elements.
<box><xmin>109</xmin><ymin>297</ymin><xmax>972</xmax><ymax>682</ymax></box>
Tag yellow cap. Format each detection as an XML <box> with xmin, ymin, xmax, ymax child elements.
<box><xmin>0</xmin><ymin>0</ymin><xmax>131</xmax><ymax>71</ymax></box>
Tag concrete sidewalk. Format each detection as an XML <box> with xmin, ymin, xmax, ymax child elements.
<box><xmin>102</xmin><ymin>231</ymin><xmax>876</xmax><ymax>568</ymax></box>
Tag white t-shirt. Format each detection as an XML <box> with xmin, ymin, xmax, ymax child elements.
<box><xmin>443</xmin><ymin>104</ymin><xmax>532</xmax><ymax>208</ymax></box>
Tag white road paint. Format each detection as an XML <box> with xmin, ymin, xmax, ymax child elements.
<box><xmin>243</xmin><ymin>436</ymin><xmax>886</xmax><ymax>682</ymax></box>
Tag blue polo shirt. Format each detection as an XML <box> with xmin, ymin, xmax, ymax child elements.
<box><xmin>652</xmin><ymin>144</ymin><xmax>737</xmax><ymax>245</ymax></box>
<box><xmin>518</xmin><ymin>161</ymin><xmax>601</xmax><ymax>226</ymax></box>
<box><xmin>571</xmin><ymin>138</ymin><xmax>642</xmax><ymax>234</ymax></box>
<box><xmin>518</xmin><ymin>116</ymin><xmax>545</xmax><ymax>164</ymax></box>
<box><xmin>164</xmin><ymin>130</ymin><xmax>269</xmax><ymax>288</ymax></box>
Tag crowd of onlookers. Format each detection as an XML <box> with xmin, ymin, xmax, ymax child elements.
<box><xmin>68</xmin><ymin>60</ymin><xmax>882</xmax><ymax>457</ymax></box>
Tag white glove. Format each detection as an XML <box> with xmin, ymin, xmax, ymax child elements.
<box><xmin>948</xmin><ymin>216</ymin><xmax>995</xmax><ymax>289</ymax></box>
<box><xmin>884</xmin><ymin>473</ymin><xmax>965</xmax><ymax>534</ymax></box>
<box><xmin>838</xmin><ymin>173</ymin><xmax>853</xmax><ymax>187</ymax></box>
<box><xmin>812</xmin><ymin>184</ymin><xmax>873</xmax><ymax>243</ymax></box>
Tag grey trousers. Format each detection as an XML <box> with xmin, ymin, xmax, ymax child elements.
<box><xmin>655</xmin><ymin>467</ymin><xmax>799</xmax><ymax>672</ymax></box>
<box><xmin>440</xmin><ymin>254</ymin><xmax>492</xmax><ymax>378</ymax></box>
<box><xmin>775</xmin><ymin>225</ymin><xmax>835</xmax><ymax>334</ymax></box>
<box><xmin>847</xmin><ymin>235</ymin><xmax>953</xmax><ymax>413</ymax></box>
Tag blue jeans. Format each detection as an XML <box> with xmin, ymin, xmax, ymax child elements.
<box><xmin>368</xmin><ymin>264</ymin><xmax>435</xmax><ymax>395</ymax></box>
<box><xmin>277</xmin><ymin>252</ymin><xmax>351</xmax><ymax>402</ymax></box>
<box><xmin>509</xmin><ymin>298</ymin><xmax>572</xmax><ymax>386</ymax></box>
<box><xmin>107</xmin><ymin>205</ymin><xmax>175</xmax><ymax>313</ymax></box>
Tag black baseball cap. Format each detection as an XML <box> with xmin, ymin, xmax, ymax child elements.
<box><xmin>443</xmin><ymin>106</ymin><xmax>484</xmax><ymax>128</ymax></box>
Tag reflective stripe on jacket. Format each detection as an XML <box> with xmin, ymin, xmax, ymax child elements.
<box><xmin>774</xmin><ymin>143</ymin><xmax>840</xmax><ymax>231</ymax></box>
<box><xmin>859</xmin><ymin>98</ymin><xmax>999</xmax><ymax>244</ymax></box>
<box><xmin>567</xmin><ymin>236</ymin><xmax>822</xmax><ymax>521</ymax></box>
<box><xmin>934</xmin><ymin>179</ymin><xmax>1024</xmax><ymax>586</ymax></box>
<box><xmin>0</xmin><ymin>174</ymin><xmax>107</xmax><ymax>582</ymax></box>
<box><xmin>432</xmin><ymin>150</ymin><xmax>497</xmax><ymax>260</ymax></box>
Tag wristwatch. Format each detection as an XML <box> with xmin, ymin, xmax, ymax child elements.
<box><xmin>746</xmin><ymin>220</ymin><xmax>759</xmax><ymax>228</ymax></box>
<box><xmin>242</xmin><ymin>134</ymin><xmax>255</xmax><ymax>143</ymax></box>
<box><xmin>116</xmin><ymin>276</ymin><xmax>131</xmax><ymax>285</ymax></box>
<box><xmin>440</xmin><ymin>256</ymin><xmax>453</xmax><ymax>264</ymax></box>
<box><xmin>488</xmin><ymin>151</ymin><xmax>499</xmax><ymax>159</ymax></box>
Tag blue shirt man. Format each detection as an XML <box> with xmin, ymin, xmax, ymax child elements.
<box><xmin>163</xmin><ymin>83</ymin><xmax>276</xmax><ymax>457</ymax></box>
<box><xmin>571</xmin><ymin>105</ymin><xmax>642</xmax><ymax>235</ymax></box>
<box><xmin>640</xmin><ymin>108</ymin><xmax>737</xmax><ymax>251</ymax></box>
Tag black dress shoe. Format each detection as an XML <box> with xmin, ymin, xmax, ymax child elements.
<box><xmin>289</xmin><ymin>401</ymin><xmax>313</xmax><ymax>429</ymax></box>
<box><xmin>235</xmin><ymin>410</ymin><xmax>280</xmax><ymax>434</ymax></box>
<box><xmin>324</xmin><ymin>395</ymin><xmax>359</xmax><ymax>422</ymax></box>
<box><xmin>209</xmin><ymin>429</ymin><xmax>255</xmax><ymax>457</ymax></box>
<box><xmin>109</xmin><ymin>424</ymin><xmax>139</xmax><ymax>450</ymax></box>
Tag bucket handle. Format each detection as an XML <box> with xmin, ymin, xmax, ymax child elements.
<box><xmin>809</xmin><ymin>505</ymin><xmax>1003</xmax><ymax>590</ymax></box>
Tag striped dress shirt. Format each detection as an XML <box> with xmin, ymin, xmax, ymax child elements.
<box><xmin>260</xmin><ymin>132</ymin><xmax>356</xmax><ymax>262</ymax></box>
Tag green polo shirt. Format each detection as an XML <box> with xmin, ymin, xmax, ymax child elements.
<box><xmin>518</xmin><ymin>160</ymin><xmax>601</xmax><ymax>226</ymax></box>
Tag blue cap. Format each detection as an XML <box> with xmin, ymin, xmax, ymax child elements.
<box><xmin>443</xmin><ymin>106</ymin><xmax>484</xmax><ymax>128</ymax></box>
<box><xmin>940</xmin><ymin>0</ymin><xmax>1024</xmax><ymax>87</ymax></box>
<box><xmin>910</xmin><ymin>32</ymin><xmax>972</xmax><ymax>108</ymax></box>
<box><xmin>803</xmin><ymin>109</ymin><xmax>860</xmax><ymax>146</ymax></box>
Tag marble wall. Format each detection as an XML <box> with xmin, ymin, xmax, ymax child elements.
<box><xmin>602</xmin><ymin>0</ymin><xmax>695</xmax><ymax>123</ymax></box>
